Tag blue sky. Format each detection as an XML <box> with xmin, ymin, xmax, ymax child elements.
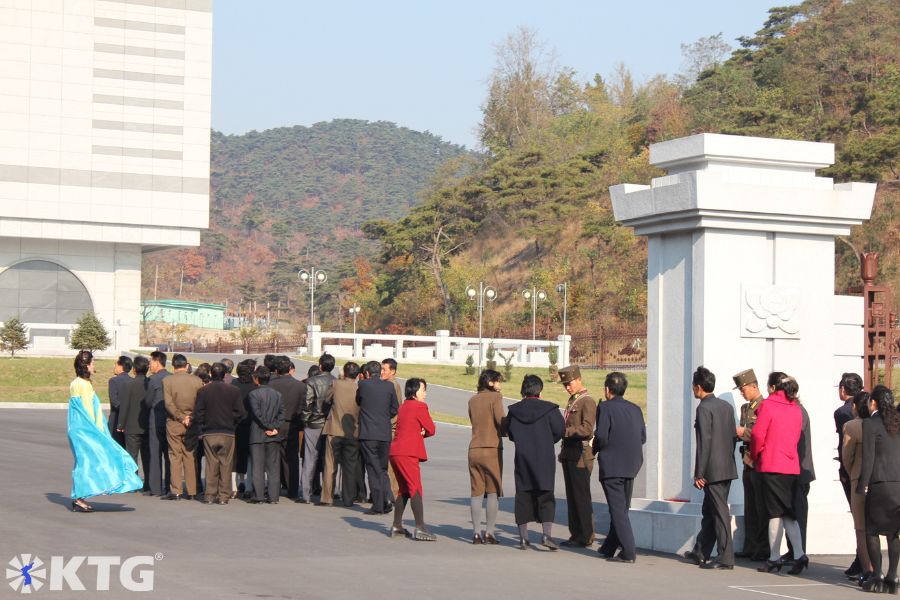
<box><xmin>212</xmin><ymin>1</ymin><xmax>773</xmax><ymax>149</ymax></box>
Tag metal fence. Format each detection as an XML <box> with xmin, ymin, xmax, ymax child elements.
<box><xmin>569</xmin><ymin>328</ymin><xmax>647</xmax><ymax>370</ymax></box>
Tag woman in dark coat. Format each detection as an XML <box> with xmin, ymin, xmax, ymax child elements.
<box><xmin>859</xmin><ymin>385</ymin><xmax>900</xmax><ymax>594</ymax></box>
<box><xmin>231</xmin><ymin>359</ymin><xmax>257</xmax><ymax>498</ymax></box>
<box><xmin>505</xmin><ymin>374</ymin><xmax>565</xmax><ymax>551</ymax></box>
<box><xmin>389</xmin><ymin>378</ymin><xmax>436</xmax><ymax>541</ymax></box>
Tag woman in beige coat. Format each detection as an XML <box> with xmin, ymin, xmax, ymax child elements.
<box><xmin>467</xmin><ymin>369</ymin><xmax>505</xmax><ymax>545</ymax></box>
<box><xmin>843</xmin><ymin>391</ymin><xmax>874</xmax><ymax>585</ymax></box>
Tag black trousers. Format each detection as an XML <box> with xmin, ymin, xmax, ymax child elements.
<box><xmin>360</xmin><ymin>440</ymin><xmax>391</xmax><ymax>511</ymax></box>
<box><xmin>124</xmin><ymin>433</ymin><xmax>147</xmax><ymax>480</ymax></box>
<box><xmin>599</xmin><ymin>477</ymin><xmax>636</xmax><ymax>560</ymax></box>
<box><xmin>743</xmin><ymin>468</ymin><xmax>768</xmax><ymax>555</ymax></box>
<box><xmin>562</xmin><ymin>460</ymin><xmax>594</xmax><ymax>544</ymax></box>
<box><xmin>332</xmin><ymin>436</ymin><xmax>360</xmax><ymax>506</ymax></box>
<box><xmin>108</xmin><ymin>410</ymin><xmax>125</xmax><ymax>448</ymax></box>
<box><xmin>692</xmin><ymin>480</ymin><xmax>734</xmax><ymax>565</ymax></box>
<box><xmin>147</xmin><ymin>422</ymin><xmax>169</xmax><ymax>495</ymax></box>
<box><xmin>250</xmin><ymin>442</ymin><xmax>281</xmax><ymax>501</ymax></box>
<box><xmin>280</xmin><ymin>427</ymin><xmax>300</xmax><ymax>498</ymax></box>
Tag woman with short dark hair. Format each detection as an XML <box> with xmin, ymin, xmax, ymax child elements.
<box><xmin>68</xmin><ymin>350</ymin><xmax>142</xmax><ymax>512</ymax></box>
<box><xmin>389</xmin><ymin>378</ymin><xmax>437</xmax><ymax>541</ymax></box>
<box><xmin>467</xmin><ymin>369</ymin><xmax>505</xmax><ymax>544</ymax></box>
<box><xmin>859</xmin><ymin>385</ymin><xmax>900</xmax><ymax>594</ymax></box>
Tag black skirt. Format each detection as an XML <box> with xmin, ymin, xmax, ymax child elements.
<box><xmin>866</xmin><ymin>481</ymin><xmax>900</xmax><ymax>537</ymax></box>
<box><xmin>515</xmin><ymin>490</ymin><xmax>555</xmax><ymax>525</ymax></box>
<box><xmin>760</xmin><ymin>473</ymin><xmax>797</xmax><ymax>519</ymax></box>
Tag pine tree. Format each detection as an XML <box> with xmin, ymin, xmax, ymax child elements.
<box><xmin>0</xmin><ymin>316</ymin><xmax>29</xmax><ymax>357</ymax></box>
<box><xmin>70</xmin><ymin>312</ymin><xmax>111</xmax><ymax>352</ymax></box>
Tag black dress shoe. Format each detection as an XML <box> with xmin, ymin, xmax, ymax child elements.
<box><xmin>734</xmin><ymin>551</ymin><xmax>754</xmax><ymax>558</ymax></box>
<box><xmin>247</xmin><ymin>498</ymin><xmax>262</xmax><ymax>504</ymax></box>
<box><xmin>561</xmin><ymin>539</ymin><xmax>591</xmax><ymax>548</ymax></box>
<box><xmin>683</xmin><ymin>550</ymin><xmax>704</xmax><ymax>565</ymax></box>
<box><xmin>484</xmin><ymin>533</ymin><xmax>500</xmax><ymax>545</ymax></box>
<box><xmin>472</xmin><ymin>534</ymin><xmax>484</xmax><ymax>545</ymax></box>
<box><xmin>750</xmin><ymin>552</ymin><xmax>768</xmax><ymax>562</ymax></box>
<box><xmin>142</xmin><ymin>491</ymin><xmax>155</xmax><ymax>497</ymax></box>
<box><xmin>845</xmin><ymin>557</ymin><xmax>862</xmax><ymax>578</ymax></box>
<box><xmin>363</xmin><ymin>508</ymin><xmax>385</xmax><ymax>515</ymax></box>
<box><xmin>597</xmin><ymin>548</ymin><xmax>615</xmax><ymax>559</ymax></box>
<box><xmin>700</xmin><ymin>561</ymin><xmax>734</xmax><ymax>570</ymax></box>
<box><xmin>607</xmin><ymin>555</ymin><xmax>636</xmax><ymax>564</ymax></box>
<box><xmin>161</xmin><ymin>493</ymin><xmax>181</xmax><ymax>500</ymax></box>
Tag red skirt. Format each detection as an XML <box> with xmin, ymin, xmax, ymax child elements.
<box><xmin>390</xmin><ymin>455</ymin><xmax>423</xmax><ymax>497</ymax></box>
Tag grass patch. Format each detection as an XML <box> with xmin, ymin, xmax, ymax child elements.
<box><xmin>296</xmin><ymin>355</ymin><xmax>647</xmax><ymax>412</ymax></box>
<box><xmin>0</xmin><ymin>357</ymin><xmax>117</xmax><ymax>403</ymax></box>
<box><xmin>430</xmin><ymin>411</ymin><xmax>471</xmax><ymax>426</ymax></box>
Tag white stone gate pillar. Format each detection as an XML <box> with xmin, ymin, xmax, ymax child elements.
<box><xmin>610</xmin><ymin>133</ymin><xmax>875</xmax><ymax>554</ymax></box>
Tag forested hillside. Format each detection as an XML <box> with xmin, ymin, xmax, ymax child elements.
<box><xmin>142</xmin><ymin>120</ymin><xmax>468</xmax><ymax>317</ymax></box>
<box><xmin>144</xmin><ymin>0</ymin><xmax>898</xmax><ymax>340</ymax></box>
<box><xmin>360</xmin><ymin>0</ymin><xmax>899</xmax><ymax>337</ymax></box>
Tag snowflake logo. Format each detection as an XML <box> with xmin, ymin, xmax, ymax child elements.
<box><xmin>6</xmin><ymin>555</ymin><xmax>45</xmax><ymax>594</ymax></box>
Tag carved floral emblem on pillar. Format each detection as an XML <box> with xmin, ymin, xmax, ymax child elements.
<box><xmin>741</xmin><ymin>285</ymin><xmax>802</xmax><ymax>339</ymax></box>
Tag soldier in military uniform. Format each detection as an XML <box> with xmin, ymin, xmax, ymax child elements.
<box><xmin>733</xmin><ymin>369</ymin><xmax>768</xmax><ymax>560</ymax></box>
<box><xmin>558</xmin><ymin>366</ymin><xmax>597</xmax><ymax>548</ymax></box>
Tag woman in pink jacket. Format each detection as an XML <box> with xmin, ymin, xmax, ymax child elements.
<box><xmin>750</xmin><ymin>372</ymin><xmax>808</xmax><ymax>574</ymax></box>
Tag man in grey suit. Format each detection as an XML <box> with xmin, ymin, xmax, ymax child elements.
<box><xmin>143</xmin><ymin>351</ymin><xmax>170</xmax><ymax>496</ymax></box>
<box><xmin>685</xmin><ymin>366</ymin><xmax>738</xmax><ymax>569</ymax></box>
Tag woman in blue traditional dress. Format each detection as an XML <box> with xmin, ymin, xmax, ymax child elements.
<box><xmin>68</xmin><ymin>350</ymin><xmax>142</xmax><ymax>512</ymax></box>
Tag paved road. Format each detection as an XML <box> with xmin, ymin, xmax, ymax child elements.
<box><xmin>0</xmin><ymin>409</ymin><xmax>858</xmax><ymax>600</ymax></box>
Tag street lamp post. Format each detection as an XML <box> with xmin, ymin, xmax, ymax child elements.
<box><xmin>349</xmin><ymin>305</ymin><xmax>361</xmax><ymax>335</ymax></box>
<box><xmin>556</xmin><ymin>282</ymin><xmax>568</xmax><ymax>338</ymax></box>
<box><xmin>522</xmin><ymin>287</ymin><xmax>547</xmax><ymax>340</ymax></box>
<box><xmin>298</xmin><ymin>268</ymin><xmax>327</xmax><ymax>327</ymax></box>
<box><xmin>465</xmin><ymin>282</ymin><xmax>496</xmax><ymax>370</ymax></box>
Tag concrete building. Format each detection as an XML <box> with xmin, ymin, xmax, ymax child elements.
<box><xmin>0</xmin><ymin>0</ymin><xmax>212</xmax><ymax>354</ymax></box>
<box><xmin>141</xmin><ymin>298</ymin><xmax>224</xmax><ymax>329</ymax></box>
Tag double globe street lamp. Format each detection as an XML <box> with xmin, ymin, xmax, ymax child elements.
<box><xmin>298</xmin><ymin>268</ymin><xmax>327</xmax><ymax>327</ymax></box>
<box><xmin>466</xmin><ymin>282</ymin><xmax>496</xmax><ymax>370</ymax></box>
<box><xmin>522</xmin><ymin>287</ymin><xmax>547</xmax><ymax>341</ymax></box>
<box><xmin>349</xmin><ymin>305</ymin><xmax>361</xmax><ymax>334</ymax></box>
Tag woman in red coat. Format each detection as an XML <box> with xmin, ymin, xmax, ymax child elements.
<box><xmin>389</xmin><ymin>377</ymin><xmax>437</xmax><ymax>541</ymax></box>
<box><xmin>750</xmin><ymin>372</ymin><xmax>807</xmax><ymax>574</ymax></box>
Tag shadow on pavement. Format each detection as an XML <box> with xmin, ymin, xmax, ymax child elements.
<box><xmin>46</xmin><ymin>492</ymin><xmax>136</xmax><ymax>512</ymax></box>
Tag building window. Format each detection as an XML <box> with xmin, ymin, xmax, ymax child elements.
<box><xmin>0</xmin><ymin>260</ymin><xmax>94</xmax><ymax>324</ymax></box>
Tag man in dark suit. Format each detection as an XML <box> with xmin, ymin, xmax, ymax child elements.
<box><xmin>836</xmin><ymin>372</ymin><xmax>863</xmax><ymax>577</ymax></box>
<box><xmin>593</xmin><ymin>371</ymin><xmax>645</xmax><ymax>563</ymax></box>
<box><xmin>117</xmin><ymin>355</ymin><xmax>150</xmax><ymax>483</ymax></box>
<box><xmin>356</xmin><ymin>360</ymin><xmax>398</xmax><ymax>515</ymax></box>
<box><xmin>269</xmin><ymin>356</ymin><xmax>306</xmax><ymax>499</ymax></box>
<box><xmin>684</xmin><ymin>366</ymin><xmax>738</xmax><ymax>569</ymax></box>
<box><xmin>143</xmin><ymin>351</ymin><xmax>170</xmax><ymax>496</ymax></box>
<box><xmin>107</xmin><ymin>356</ymin><xmax>133</xmax><ymax>448</ymax></box>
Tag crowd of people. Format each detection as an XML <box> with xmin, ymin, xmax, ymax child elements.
<box><xmin>66</xmin><ymin>350</ymin><xmax>899</xmax><ymax>591</ymax></box>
